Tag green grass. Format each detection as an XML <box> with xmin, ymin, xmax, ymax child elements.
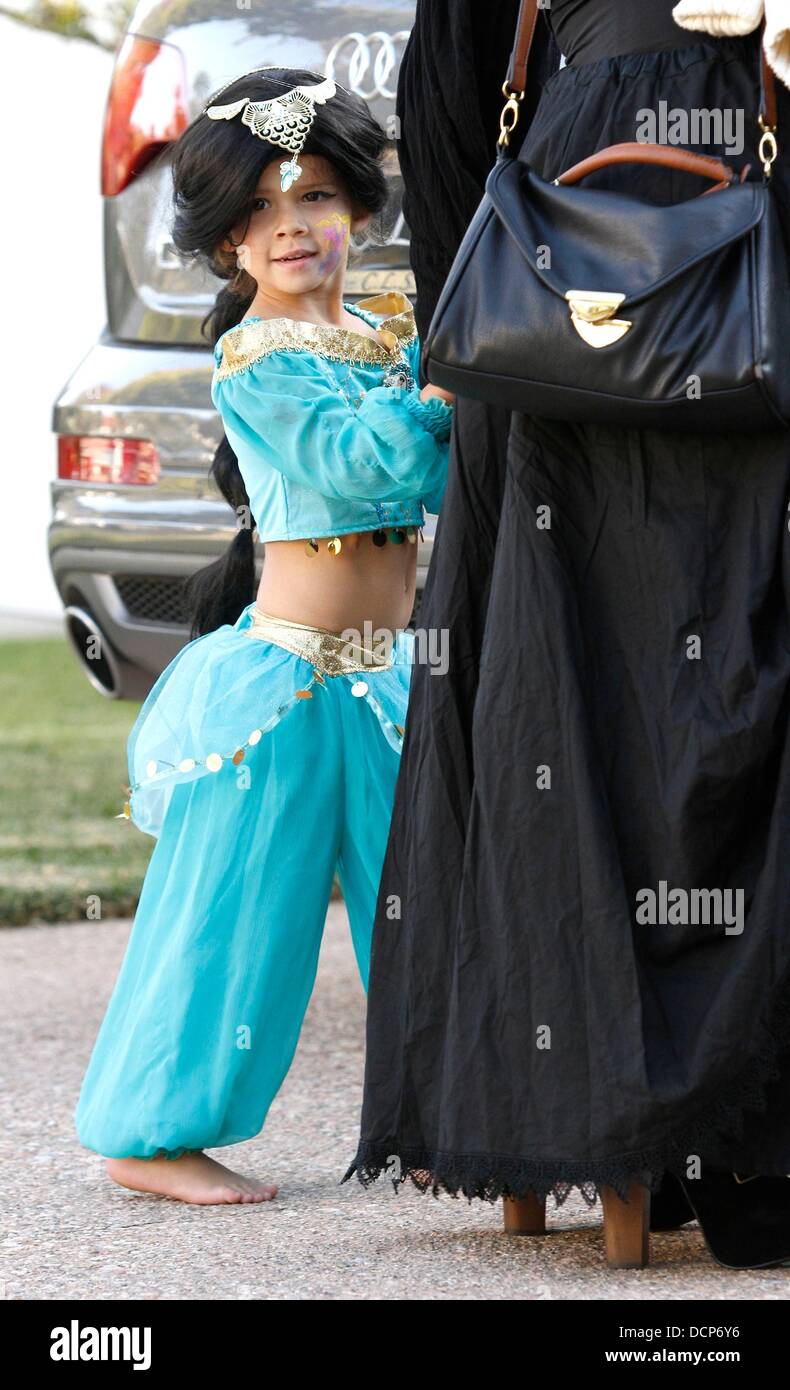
<box><xmin>0</xmin><ymin>638</ymin><xmax>153</xmax><ymax>925</ymax></box>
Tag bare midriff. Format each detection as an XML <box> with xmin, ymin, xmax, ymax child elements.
<box><xmin>255</xmin><ymin>530</ymin><xmax>419</xmax><ymax>635</ymax></box>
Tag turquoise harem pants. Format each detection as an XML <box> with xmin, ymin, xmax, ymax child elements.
<box><xmin>74</xmin><ymin>601</ymin><xmax>412</xmax><ymax>1161</ymax></box>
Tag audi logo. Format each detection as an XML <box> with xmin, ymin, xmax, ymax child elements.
<box><xmin>325</xmin><ymin>31</ymin><xmax>411</xmax><ymax>101</ymax></box>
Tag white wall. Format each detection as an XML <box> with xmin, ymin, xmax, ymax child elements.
<box><xmin>0</xmin><ymin>17</ymin><xmax>112</xmax><ymax>617</ymax></box>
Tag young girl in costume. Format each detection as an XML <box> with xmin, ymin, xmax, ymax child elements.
<box><xmin>74</xmin><ymin>67</ymin><xmax>454</xmax><ymax>1205</ymax></box>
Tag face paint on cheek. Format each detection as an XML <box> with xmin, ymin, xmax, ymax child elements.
<box><xmin>315</xmin><ymin>213</ymin><xmax>351</xmax><ymax>274</ymax></box>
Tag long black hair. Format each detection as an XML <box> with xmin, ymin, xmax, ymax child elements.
<box><xmin>169</xmin><ymin>68</ymin><xmax>391</xmax><ymax>638</ymax></box>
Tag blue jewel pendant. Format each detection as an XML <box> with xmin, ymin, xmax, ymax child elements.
<box><xmin>279</xmin><ymin>155</ymin><xmax>302</xmax><ymax>192</ymax></box>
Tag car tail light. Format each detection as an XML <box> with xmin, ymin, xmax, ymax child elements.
<box><xmin>101</xmin><ymin>35</ymin><xmax>188</xmax><ymax>198</ymax></box>
<box><xmin>58</xmin><ymin>437</ymin><xmax>160</xmax><ymax>485</ymax></box>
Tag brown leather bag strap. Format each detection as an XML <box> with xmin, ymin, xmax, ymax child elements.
<box><xmin>503</xmin><ymin>0</ymin><xmax>778</xmax><ymax>132</ymax></box>
<box><xmin>555</xmin><ymin>141</ymin><xmax>736</xmax><ymax>186</ymax></box>
<box><xmin>761</xmin><ymin>25</ymin><xmax>778</xmax><ymax>126</ymax></box>
<box><xmin>504</xmin><ymin>0</ymin><xmax>540</xmax><ymax>93</ymax></box>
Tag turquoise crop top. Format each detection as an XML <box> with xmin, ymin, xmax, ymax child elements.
<box><xmin>210</xmin><ymin>290</ymin><xmax>453</xmax><ymax>544</ymax></box>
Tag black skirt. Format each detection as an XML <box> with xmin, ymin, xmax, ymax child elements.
<box><xmin>342</xmin><ymin>23</ymin><xmax>790</xmax><ymax>1207</ymax></box>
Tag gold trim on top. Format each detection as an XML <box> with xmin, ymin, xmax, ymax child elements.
<box><xmin>214</xmin><ymin>290</ymin><xmax>417</xmax><ymax>379</ymax></box>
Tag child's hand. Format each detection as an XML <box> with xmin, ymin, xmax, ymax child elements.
<box><xmin>420</xmin><ymin>383</ymin><xmax>455</xmax><ymax>406</ymax></box>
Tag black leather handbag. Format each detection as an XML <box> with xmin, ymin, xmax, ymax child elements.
<box><xmin>421</xmin><ymin>0</ymin><xmax>789</xmax><ymax>432</ymax></box>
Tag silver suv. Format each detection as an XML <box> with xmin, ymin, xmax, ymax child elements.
<box><xmin>49</xmin><ymin>2</ymin><xmax>430</xmax><ymax>700</ymax></box>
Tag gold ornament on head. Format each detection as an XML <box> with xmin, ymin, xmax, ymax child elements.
<box><xmin>205</xmin><ymin>70</ymin><xmax>341</xmax><ymax>191</ymax></box>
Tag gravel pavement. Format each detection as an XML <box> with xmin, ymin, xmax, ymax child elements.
<box><xmin>2</xmin><ymin>907</ymin><xmax>789</xmax><ymax>1301</ymax></box>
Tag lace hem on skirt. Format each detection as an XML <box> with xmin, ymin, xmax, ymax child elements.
<box><xmin>341</xmin><ymin>960</ymin><xmax>790</xmax><ymax>1208</ymax></box>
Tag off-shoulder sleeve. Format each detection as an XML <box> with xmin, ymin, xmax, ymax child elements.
<box><xmin>211</xmin><ymin>346</ymin><xmax>452</xmax><ymax>509</ymax></box>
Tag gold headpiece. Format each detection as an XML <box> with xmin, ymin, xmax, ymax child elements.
<box><xmin>204</xmin><ymin>68</ymin><xmax>343</xmax><ymax>191</ymax></box>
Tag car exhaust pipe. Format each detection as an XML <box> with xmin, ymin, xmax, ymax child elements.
<box><xmin>63</xmin><ymin>604</ymin><xmax>125</xmax><ymax>698</ymax></box>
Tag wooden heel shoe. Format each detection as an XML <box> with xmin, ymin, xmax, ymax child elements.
<box><xmin>601</xmin><ymin>1182</ymin><xmax>650</xmax><ymax>1268</ymax></box>
<box><xmin>502</xmin><ymin>1191</ymin><xmax>547</xmax><ymax>1234</ymax></box>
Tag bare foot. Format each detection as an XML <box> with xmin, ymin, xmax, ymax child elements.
<box><xmin>105</xmin><ymin>1150</ymin><xmax>278</xmax><ymax>1205</ymax></box>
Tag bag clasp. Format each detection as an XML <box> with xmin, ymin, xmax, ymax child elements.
<box><xmin>565</xmin><ymin>290</ymin><xmax>632</xmax><ymax>348</ymax></box>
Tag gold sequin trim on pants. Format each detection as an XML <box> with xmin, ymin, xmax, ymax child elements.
<box><xmin>243</xmin><ymin>606</ymin><xmax>394</xmax><ymax>677</ymax></box>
